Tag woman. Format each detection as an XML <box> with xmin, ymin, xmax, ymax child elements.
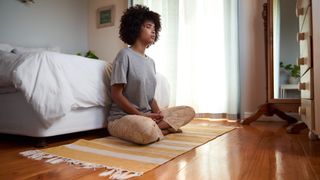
<box><xmin>107</xmin><ymin>5</ymin><xmax>195</xmax><ymax>145</ymax></box>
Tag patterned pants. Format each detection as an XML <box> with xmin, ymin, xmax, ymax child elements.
<box><xmin>107</xmin><ymin>106</ymin><xmax>195</xmax><ymax>145</ymax></box>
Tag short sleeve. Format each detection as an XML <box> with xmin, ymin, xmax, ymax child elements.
<box><xmin>110</xmin><ymin>52</ymin><xmax>129</xmax><ymax>86</ymax></box>
<box><xmin>150</xmin><ymin>58</ymin><xmax>156</xmax><ymax>74</ymax></box>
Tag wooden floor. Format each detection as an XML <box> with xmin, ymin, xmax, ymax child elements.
<box><xmin>1</xmin><ymin>119</ymin><xmax>320</xmax><ymax>180</ymax></box>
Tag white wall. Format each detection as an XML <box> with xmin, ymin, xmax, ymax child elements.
<box><xmin>239</xmin><ymin>0</ymin><xmax>267</xmax><ymax>115</ymax></box>
<box><xmin>88</xmin><ymin>0</ymin><xmax>127</xmax><ymax>62</ymax></box>
<box><xmin>0</xmin><ymin>0</ymin><xmax>88</xmax><ymax>54</ymax></box>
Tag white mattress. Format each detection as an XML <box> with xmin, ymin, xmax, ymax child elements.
<box><xmin>0</xmin><ymin>90</ymin><xmax>106</xmax><ymax>137</ymax></box>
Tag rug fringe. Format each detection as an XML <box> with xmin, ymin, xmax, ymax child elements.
<box><xmin>20</xmin><ymin>150</ymin><xmax>142</xmax><ymax>179</ymax></box>
<box><xmin>99</xmin><ymin>169</ymin><xmax>116</xmax><ymax>177</ymax></box>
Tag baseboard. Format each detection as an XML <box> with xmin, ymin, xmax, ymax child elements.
<box><xmin>195</xmin><ymin>113</ymin><xmax>240</xmax><ymax>120</ymax></box>
<box><xmin>195</xmin><ymin>112</ymin><xmax>301</xmax><ymax>122</ymax></box>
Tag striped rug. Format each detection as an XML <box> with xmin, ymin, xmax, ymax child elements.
<box><xmin>20</xmin><ymin>120</ymin><xmax>235</xmax><ymax>179</ymax></box>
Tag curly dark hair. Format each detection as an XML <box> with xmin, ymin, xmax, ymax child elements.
<box><xmin>119</xmin><ymin>5</ymin><xmax>161</xmax><ymax>45</ymax></box>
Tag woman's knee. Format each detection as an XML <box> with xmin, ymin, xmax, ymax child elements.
<box><xmin>134</xmin><ymin>118</ymin><xmax>163</xmax><ymax>144</ymax></box>
<box><xmin>107</xmin><ymin>115</ymin><xmax>163</xmax><ymax>145</ymax></box>
<box><xmin>177</xmin><ymin>106</ymin><xmax>195</xmax><ymax>121</ymax></box>
<box><xmin>185</xmin><ymin>106</ymin><xmax>196</xmax><ymax>119</ymax></box>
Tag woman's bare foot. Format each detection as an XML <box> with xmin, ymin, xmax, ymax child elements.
<box><xmin>158</xmin><ymin>120</ymin><xmax>183</xmax><ymax>135</ymax></box>
<box><xmin>168</xmin><ymin>128</ymin><xmax>183</xmax><ymax>133</ymax></box>
<box><xmin>161</xmin><ymin>129</ymin><xmax>170</xmax><ymax>135</ymax></box>
<box><xmin>157</xmin><ymin>120</ymin><xmax>171</xmax><ymax>129</ymax></box>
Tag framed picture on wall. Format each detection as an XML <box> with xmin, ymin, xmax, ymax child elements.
<box><xmin>97</xmin><ymin>5</ymin><xmax>115</xmax><ymax>28</ymax></box>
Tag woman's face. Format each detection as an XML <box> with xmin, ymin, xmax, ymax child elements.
<box><xmin>138</xmin><ymin>20</ymin><xmax>156</xmax><ymax>46</ymax></box>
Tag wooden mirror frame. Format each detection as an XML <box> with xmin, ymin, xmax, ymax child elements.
<box><xmin>241</xmin><ymin>0</ymin><xmax>301</xmax><ymax>125</ymax></box>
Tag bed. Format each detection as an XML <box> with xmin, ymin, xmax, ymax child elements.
<box><xmin>0</xmin><ymin>89</ymin><xmax>106</xmax><ymax>137</ymax></box>
<box><xmin>0</xmin><ymin>44</ymin><xmax>170</xmax><ymax>143</ymax></box>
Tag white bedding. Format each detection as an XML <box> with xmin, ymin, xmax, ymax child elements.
<box><xmin>0</xmin><ymin>51</ymin><xmax>170</xmax><ymax>129</ymax></box>
<box><xmin>1</xmin><ymin>51</ymin><xmax>110</xmax><ymax>127</ymax></box>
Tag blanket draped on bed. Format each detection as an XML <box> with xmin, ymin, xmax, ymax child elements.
<box><xmin>12</xmin><ymin>52</ymin><xmax>110</xmax><ymax>127</ymax></box>
<box><xmin>20</xmin><ymin>119</ymin><xmax>235</xmax><ymax>179</ymax></box>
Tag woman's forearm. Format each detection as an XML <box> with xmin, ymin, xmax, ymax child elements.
<box><xmin>111</xmin><ymin>85</ymin><xmax>143</xmax><ymax>115</ymax></box>
<box><xmin>150</xmin><ymin>98</ymin><xmax>161</xmax><ymax>113</ymax></box>
<box><xmin>112</xmin><ymin>93</ymin><xmax>143</xmax><ymax>115</ymax></box>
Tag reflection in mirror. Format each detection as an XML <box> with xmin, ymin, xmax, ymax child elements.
<box><xmin>273</xmin><ymin>0</ymin><xmax>301</xmax><ymax>99</ymax></box>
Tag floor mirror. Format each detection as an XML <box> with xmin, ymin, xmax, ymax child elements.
<box><xmin>241</xmin><ymin>0</ymin><xmax>301</xmax><ymax>128</ymax></box>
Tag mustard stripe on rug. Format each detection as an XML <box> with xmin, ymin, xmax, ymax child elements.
<box><xmin>20</xmin><ymin>120</ymin><xmax>236</xmax><ymax>179</ymax></box>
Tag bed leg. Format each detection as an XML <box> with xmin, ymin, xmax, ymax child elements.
<box><xmin>35</xmin><ymin>137</ymin><xmax>47</xmax><ymax>147</ymax></box>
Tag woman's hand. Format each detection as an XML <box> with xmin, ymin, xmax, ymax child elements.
<box><xmin>144</xmin><ymin>112</ymin><xmax>163</xmax><ymax>123</ymax></box>
<box><xmin>156</xmin><ymin>110</ymin><xmax>164</xmax><ymax>120</ymax></box>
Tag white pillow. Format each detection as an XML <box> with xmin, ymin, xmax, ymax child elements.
<box><xmin>0</xmin><ymin>50</ymin><xmax>20</xmax><ymax>86</ymax></box>
<box><xmin>154</xmin><ymin>73</ymin><xmax>170</xmax><ymax>109</ymax></box>
<box><xmin>11</xmin><ymin>46</ymin><xmax>61</xmax><ymax>55</ymax></box>
<box><xmin>0</xmin><ymin>43</ymin><xmax>14</xmax><ymax>52</ymax></box>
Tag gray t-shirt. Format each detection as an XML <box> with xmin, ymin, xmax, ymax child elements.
<box><xmin>107</xmin><ymin>47</ymin><xmax>157</xmax><ymax>121</ymax></box>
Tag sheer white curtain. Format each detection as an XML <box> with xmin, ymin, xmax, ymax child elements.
<box><xmin>133</xmin><ymin>0</ymin><xmax>240</xmax><ymax>119</ymax></box>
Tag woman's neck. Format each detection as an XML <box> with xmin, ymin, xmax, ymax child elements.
<box><xmin>131</xmin><ymin>41</ymin><xmax>147</xmax><ymax>57</ymax></box>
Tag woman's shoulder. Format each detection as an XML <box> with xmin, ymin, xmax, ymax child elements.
<box><xmin>114</xmin><ymin>48</ymin><xmax>131</xmax><ymax>62</ymax></box>
<box><xmin>117</xmin><ymin>47</ymin><xmax>131</xmax><ymax>56</ymax></box>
